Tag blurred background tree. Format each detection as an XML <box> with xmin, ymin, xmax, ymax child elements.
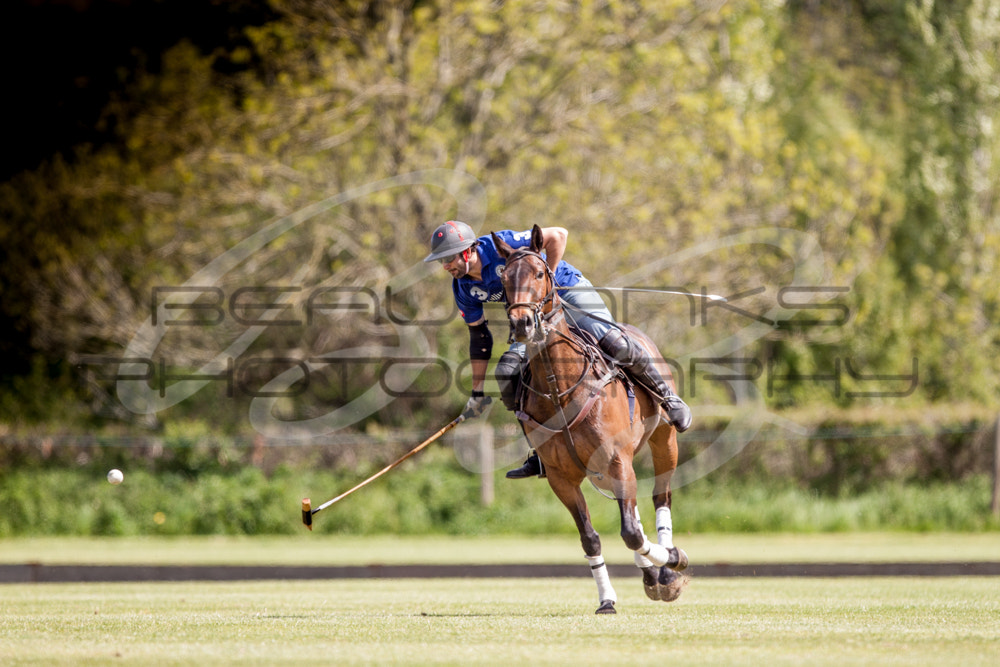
<box><xmin>1</xmin><ymin>0</ymin><xmax>998</xmax><ymax>433</ymax></box>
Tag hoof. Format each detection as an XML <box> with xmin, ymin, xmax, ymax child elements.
<box><xmin>641</xmin><ymin>565</ymin><xmax>687</xmax><ymax>602</ymax></box>
<box><xmin>657</xmin><ymin>567</ymin><xmax>686</xmax><ymax>602</ymax></box>
<box><xmin>595</xmin><ymin>599</ymin><xmax>617</xmax><ymax>614</ymax></box>
<box><xmin>641</xmin><ymin>567</ymin><xmax>660</xmax><ymax>601</ymax></box>
<box><xmin>668</xmin><ymin>546</ymin><xmax>689</xmax><ymax>572</ymax></box>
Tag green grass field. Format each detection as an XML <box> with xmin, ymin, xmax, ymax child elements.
<box><xmin>3</xmin><ymin>577</ymin><xmax>998</xmax><ymax>665</ymax></box>
<box><xmin>3</xmin><ymin>532</ymin><xmax>1000</xmax><ymax>565</ymax></box>
<box><xmin>2</xmin><ymin>535</ymin><xmax>999</xmax><ymax>664</ymax></box>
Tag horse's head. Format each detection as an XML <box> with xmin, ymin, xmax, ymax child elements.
<box><xmin>493</xmin><ymin>225</ymin><xmax>556</xmax><ymax>343</ymax></box>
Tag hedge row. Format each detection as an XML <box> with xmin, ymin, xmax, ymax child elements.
<box><xmin>2</xmin><ymin>449</ymin><xmax>997</xmax><ymax>537</ymax></box>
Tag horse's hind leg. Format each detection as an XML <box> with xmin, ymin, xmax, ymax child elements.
<box><xmin>547</xmin><ymin>476</ymin><xmax>617</xmax><ymax>614</ymax></box>
<box><xmin>642</xmin><ymin>424</ymin><xmax>688</xmax><ymax>601</ymax></box>
<box><xmin>649</xmin><ymin>425</ymin><xmax>688</xmax><ymax>569</ymax></box>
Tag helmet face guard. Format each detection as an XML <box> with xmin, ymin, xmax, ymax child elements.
<box><xmin>424</xmin><ymin>220</ymin><xmax>478</xmax><ymax>262</ymax></box>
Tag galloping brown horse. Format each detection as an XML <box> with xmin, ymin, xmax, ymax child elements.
<box><xmin>494</xmin><ymin>226</ymin><xmax>688</xmax><ymax>614</ymax></box>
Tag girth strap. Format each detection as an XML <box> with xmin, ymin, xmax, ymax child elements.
<box><xmin>515</xmin><ymin>384</ymin><xmax>605</xmax><ymax>436</ymax></box>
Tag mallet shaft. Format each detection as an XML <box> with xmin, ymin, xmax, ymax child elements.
<box><xmin>302</xmin><ymin>414</ymin><xmax>467</xmax><ymax>528</ymax></box>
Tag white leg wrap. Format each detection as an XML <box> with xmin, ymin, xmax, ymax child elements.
<box><xmin>637</xmin><ymin>537</ymin><xmax>672</xmax><ymax>568</ymax></box>
<box><xmin>634</xmin><ymin>550</ymin><xmax>654</xmax><ymax>569</ymax></box>
<box><xmin>586</xmin><ymin>555</ymin><xmax>617</xmax><ymax>603</ymax></box>
<box><xmin>655</xmin><ymin>506</ymin><xmax>674</xmax><ymax>548</ymax></box>
<box><xmin>631</xmin><ymin>505</ymin><xmax>658</xmax><ymax>567</ymax></box>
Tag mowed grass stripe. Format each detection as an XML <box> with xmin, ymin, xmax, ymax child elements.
<box><xmin>2</xmin><ymin>578</ymin><xmax>998</xmax><ymax>665</ymax></box>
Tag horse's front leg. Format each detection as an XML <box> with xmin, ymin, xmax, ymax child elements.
<box><xmin>546</xmin><ymin>475</ymin><xmax>617</xmax><ymax>614</ymax></box>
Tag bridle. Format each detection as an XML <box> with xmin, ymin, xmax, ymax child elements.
<box><xmin>502</xmin><ymin>249</ymin><xmax>563</xmax><ymax>344</ymax></box>
<box><xmin>502</xmin><ymin>248</ymin><xmax>613</xmax><ymax>481</ymax></box>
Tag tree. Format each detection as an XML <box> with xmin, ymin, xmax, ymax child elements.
<box><xmin>2</xmin><ymin>0</ymin><xmax>999</xmax><ymax>429</ymax></box>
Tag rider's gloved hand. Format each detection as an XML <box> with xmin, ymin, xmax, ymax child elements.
<box><xmin>462</xmin><ymin>391</ymin><xmax>492</xmax><ymax>420</ymax></box>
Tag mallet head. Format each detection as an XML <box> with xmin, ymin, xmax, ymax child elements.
<box><xmin>301</xmin><ymin>498</ymin><xmax>313</xmax><ymax>530</ymax></box>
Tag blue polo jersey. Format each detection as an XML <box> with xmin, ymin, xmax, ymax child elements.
<box><xmin>453</xmin><ymin>229</ymin><xmax>582</xmax><ymax>324</ymax></box>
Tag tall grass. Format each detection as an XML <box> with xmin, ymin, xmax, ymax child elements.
<box><xmin>1</xmin><ymin>447</ymin><xmax>996</xmax><ymax>537</ymax></box>
<box><xmin>675</xmin><ymin>474</ymin><xmax>999</xmax><ymax>533</ymax></box>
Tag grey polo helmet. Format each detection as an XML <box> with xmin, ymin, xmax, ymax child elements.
<box><xmin>423</xmin><ymin>220</ymin><xmax>478</xmax><ymax>262</ymax></box>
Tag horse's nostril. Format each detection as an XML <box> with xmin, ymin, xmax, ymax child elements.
<box><xmin>510</xmin><ymin>314</ymin><xmax>533</xmax><ymax>338</ymax></box>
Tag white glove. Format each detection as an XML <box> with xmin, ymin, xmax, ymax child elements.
<box><xmin>462</xmin><ymin>392</ymin><xmax>493</xmax><ymax>419</ymax></box>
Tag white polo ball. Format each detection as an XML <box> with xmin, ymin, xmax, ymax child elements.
<box><xmin>107</xmin><ymin>469</ymin><xmax>124</xmax><ymax>485</ymax></box>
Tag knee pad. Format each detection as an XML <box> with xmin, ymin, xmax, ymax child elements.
<box><xmin>495</xmin><ymin>350</ymin><xmax>523</xmax><ymax>411</ymax></box>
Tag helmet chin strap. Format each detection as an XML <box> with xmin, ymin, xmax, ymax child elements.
<box><xmin>458</xmin><ymin>248</ymin><xmax>472</xmax><ymax>277</ymax></box>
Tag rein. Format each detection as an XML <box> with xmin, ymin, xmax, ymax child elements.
<box><xmin>504</xmin><ymin>249</ymin><xmax>614</xmax><ymax>479</ymax></box>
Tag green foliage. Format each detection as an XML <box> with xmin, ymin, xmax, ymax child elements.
<box><xmin>1</xmin><ymin>0</ymin><xmax>1000</xmax><ymax>428</ymax></box>
<box><xmin>678</xmin><ymin>475</ymin><xmax>999</xmax><ymax>533</ymax></box>
<box><xmin>6</xmin><ymin>1</ymin><xmax>1000</xmax><ymax>543</ymax></box>
<box><xmin>0</xmin><ymin>357</ymin><xmax>86</xmax><ymax>426</ymax></box>
<box><xmin>1</xmin><ymin>438</ymin><xmax>996</xmax><ymax>537</ymax></box>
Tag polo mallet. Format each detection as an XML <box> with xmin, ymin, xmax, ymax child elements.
<box><xmin>302</xmin><ymin>412</ymin><xmax>469</xmax><ymax>529</ymax></box>
<box><xmin>559</xmin><ymin>285</ymin><xmax>728</xmax><ymax>303</ymax></box>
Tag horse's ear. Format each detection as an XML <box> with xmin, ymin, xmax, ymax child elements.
<box><xmin>492</xmin><ymin>231</ymin><xmax>514</xmax><ymax>259</ymax></box>
<box><xmin>531</xmin><ymin>225</ymin><xmax>544</xmax><ymax>252</ymax></box>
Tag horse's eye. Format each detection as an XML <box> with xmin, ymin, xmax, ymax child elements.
<box><xmin>536</xmin><ymin>270</ymin><xmax>544</xmax><ymax>279</ymax></box>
